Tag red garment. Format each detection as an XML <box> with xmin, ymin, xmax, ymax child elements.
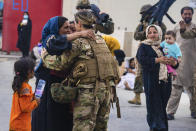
<box><xmin>9</xmin><ymin>82</ymin><xmax>38</xmax><ymax>131</ymax></box>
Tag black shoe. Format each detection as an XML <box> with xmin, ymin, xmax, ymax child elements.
<box><xmin>167</xmin><ymin>114</ymin><xmax>174</xmax><ymax>120</ymax></box>
<box><xmin>191</xmin><ymin>112</ymin><xmax>196</xmax><ymax>119</ymax></box>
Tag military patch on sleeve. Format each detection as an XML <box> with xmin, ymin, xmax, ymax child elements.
<box><xmin>21</xmin><ymin>88</ymin><xmax>30</xmax><ymax>95</ymax></box>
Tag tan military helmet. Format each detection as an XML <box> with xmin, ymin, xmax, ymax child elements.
<box><xmin>76</xmin><ymin>0</ymin><xmax>91</xmax><ymax>9</ymax></box>
<box><xmin>140</xmin><ymin>4</ymin><xmax>152</xmax><ymax>14</ymax></box>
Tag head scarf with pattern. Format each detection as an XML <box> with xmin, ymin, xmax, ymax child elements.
<box><xmin>42</xmin><ymin>16</ymin><xmax>59</xmax><ymax>48</ymax></box>
<box><xmin>142</xmin><ymin>24</ymin><xmax>168</xmax><ymax>82</ymax></box>
<box><xmin>41</xmin><ymin>16</ymin><xmax>72</xmax><ymax>55</ymax></box>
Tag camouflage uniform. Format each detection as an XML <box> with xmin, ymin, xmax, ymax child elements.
<box><xmin>43</xmin><ymin>35</ymin><xmax>119</xmax><ymax>131</ymax></box>
<box><xmin>134</xmin><ymin>4</ymin><xmax>167</xmax><ymax>41</ymax></box>
<box><xmin>42</xmin><ymin>11</ymin><xmax>119</xmax><ymax>131</ymax></box>
<box><xmin>133</xmin><ymin>58</ymin><xmax>143</xmax><ymax>94</ymax></box>
<box><xmin>73</xmin><ymin>83</ymin><xmax>111</xmax><ymax>131</ymax></box>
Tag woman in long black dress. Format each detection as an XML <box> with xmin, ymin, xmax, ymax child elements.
<box><xmin>32</xmin><ymin>16</ymin><xmax>95</xmax><ymax>131</ymax></box>
<box><xmin>17</xmin><ymin>12</ymin><xmax>32</xmax><ymax>57</ymax></box>
<box><xmin>136</xmin><ymin>25</ymin><xmax>178</xmax><ymax>131</ymax></box>
<box><xmin>31</xmin><ymin>16</ymin><xmax>73</xmax><ymax>131</ymax></box>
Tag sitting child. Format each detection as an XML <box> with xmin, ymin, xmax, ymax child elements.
<box><xmin>117</xmin><ymin>58</ymin><xmax>136</xmax><ymax>90</ymax></box>
<box><xmin>160</xmin><ymin>30</ymin><xmax>182</xmax><ymax>77</ymax></box>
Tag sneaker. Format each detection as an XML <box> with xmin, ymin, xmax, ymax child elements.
<box><xmin>191</xmin><ymin>112</ymin><xmax>196</xmax><ymax>119</ymax></box>
<box><xmin>167</xmin><ymin>114</ymin><xmax>174</xmax><ymax>120</ymax></box>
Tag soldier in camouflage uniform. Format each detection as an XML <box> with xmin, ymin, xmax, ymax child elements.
<box><xmin>76</xmin><ymin>0</ymin><xmax>114</xmax><ymax>35</ymax></box>
<box><xmin>128</xmin><ymin>4</ymin><xmax>167</xmax><ymax>105</ymax></box>
<box><xmin>42</xmin><ymin>10</ymin><xmax>120</xmax><ymax>131</ymax></box>
<box><xmin>134</xmin><ymin>4</ymin><xmax>167</xmax><ymax>41</ymax></box>
<box><xmin>32</xmin><ymin>16</ymin><xmax>97</xmax><ymax>131</ymax></box>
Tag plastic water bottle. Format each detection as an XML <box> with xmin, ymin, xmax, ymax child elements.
<box><xmin>35</xmin><ymin>79</ymin><xmax>46</xmax><ymax>98</ymax></box>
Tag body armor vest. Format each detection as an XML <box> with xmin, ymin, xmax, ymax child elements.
<box><xmin>72</xmin><ymin>35</ymin><xmax>119</xmax><ymax>84</ymax></box>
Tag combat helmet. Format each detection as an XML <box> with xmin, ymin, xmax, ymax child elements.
<box><xmin>140</xmin><ymin>4</ymin><xmax>152</xmax><ymax>14</ymax></box>
<box><xmin>76</xmin><ymin>0</ymin><xmax>91</xmax><ymax>10</ymax></box>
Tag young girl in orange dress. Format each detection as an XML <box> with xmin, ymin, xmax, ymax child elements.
<box><xmin>9</xmin><ymin>57</ymin><xmax>40</xmax><ymax>131</ymax></box>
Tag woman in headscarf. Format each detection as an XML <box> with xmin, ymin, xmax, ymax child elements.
<box><xmin>136</xmin><ymin>25</ymin><xmax>178</xmax><ymax>131</ymax></box>
<box><xmin>32</xmin><ymin>16</ymin><xmax>95</xmax><ymax>131</ymax></box>
<box><xmin>16</xmin><ymin>12</ymin><xmax>32</xmax><ymax>57</ymax></box>
<box><xmin>32</xmin><ymin>16</ymin><xmax>73</xmax><ymax>131</ymax></box>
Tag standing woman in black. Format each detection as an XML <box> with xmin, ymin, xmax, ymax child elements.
<box><xmin>16</xmin><ymin>12</ymin><xmax>32</xmax><ymax>57</ymax></box>
<box><xmin>31</xmin><ymin>16</ymin><xmax>73</xmax><ymax>131</ymax></box>
<box><xmin>136</xmin><ymin>25</ymin><xmax>178</xmax><ymax>131</ymax></box>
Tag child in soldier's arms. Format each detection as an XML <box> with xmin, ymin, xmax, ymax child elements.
<box><xmin>160</xmin><ymin>30</ymin><xmax>182</xmax><ymax>78</ymax></box>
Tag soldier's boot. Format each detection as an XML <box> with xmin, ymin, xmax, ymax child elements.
<box><xmin>128</xmin><ymin>93</ymin><xmax>141</xmax><ymax>105</ymax></box>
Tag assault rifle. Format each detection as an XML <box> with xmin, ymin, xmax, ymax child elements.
<box><xmin>139</xmin><ymin>0</ymin><xmax>176</xmax><ymax>31</ymax></box>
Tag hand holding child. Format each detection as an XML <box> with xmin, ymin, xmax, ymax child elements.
<box><xmin>155</xmin><ymin>56</ymin><xmax>168</xmax><ymax>64</ymax></box>
<box><xmin>167</xmin><ymin>57</ymin><xmax>178</xmax><ymax>66</ymax></box>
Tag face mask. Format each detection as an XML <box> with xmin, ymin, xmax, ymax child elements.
<box><xmin>23</xmin><ymin>15</ymin><xmax>28</xmax><ymax>19</ymax></box>
<box><xmin>184</xmin><ymin>18</ymin><xmax>192</xmax><ymax>24</ymax></box>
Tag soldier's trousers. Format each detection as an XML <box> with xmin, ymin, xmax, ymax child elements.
<box><xmin>73</xmin><ymin>83</ymin><xmax>111</xmax><ymax>131</ymax></box>
<box><xmin>166</xmin><ymin>84</ymin><xmax>196</xmax><ymax>115</ymax></box>
<box><xmin>133</xmin><ymin>75</ymin><xmax>143</xmax><ymax>93</ymax></box>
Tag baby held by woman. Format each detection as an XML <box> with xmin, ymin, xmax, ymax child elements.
<box><xmin>160</xmin><ymin>30</ymin><xmax>182</xmax><ymax>78</ymax></box>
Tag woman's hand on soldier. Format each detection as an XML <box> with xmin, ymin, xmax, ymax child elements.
<box><xmin>80</xmin><ymin>29</ymin><xmax>96</xmax><ymax>40</ymax></box>
<box><xmin>67</xmin><ymin>29</ymin><xmax>96</xmax><ymax>41</ymax></box>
